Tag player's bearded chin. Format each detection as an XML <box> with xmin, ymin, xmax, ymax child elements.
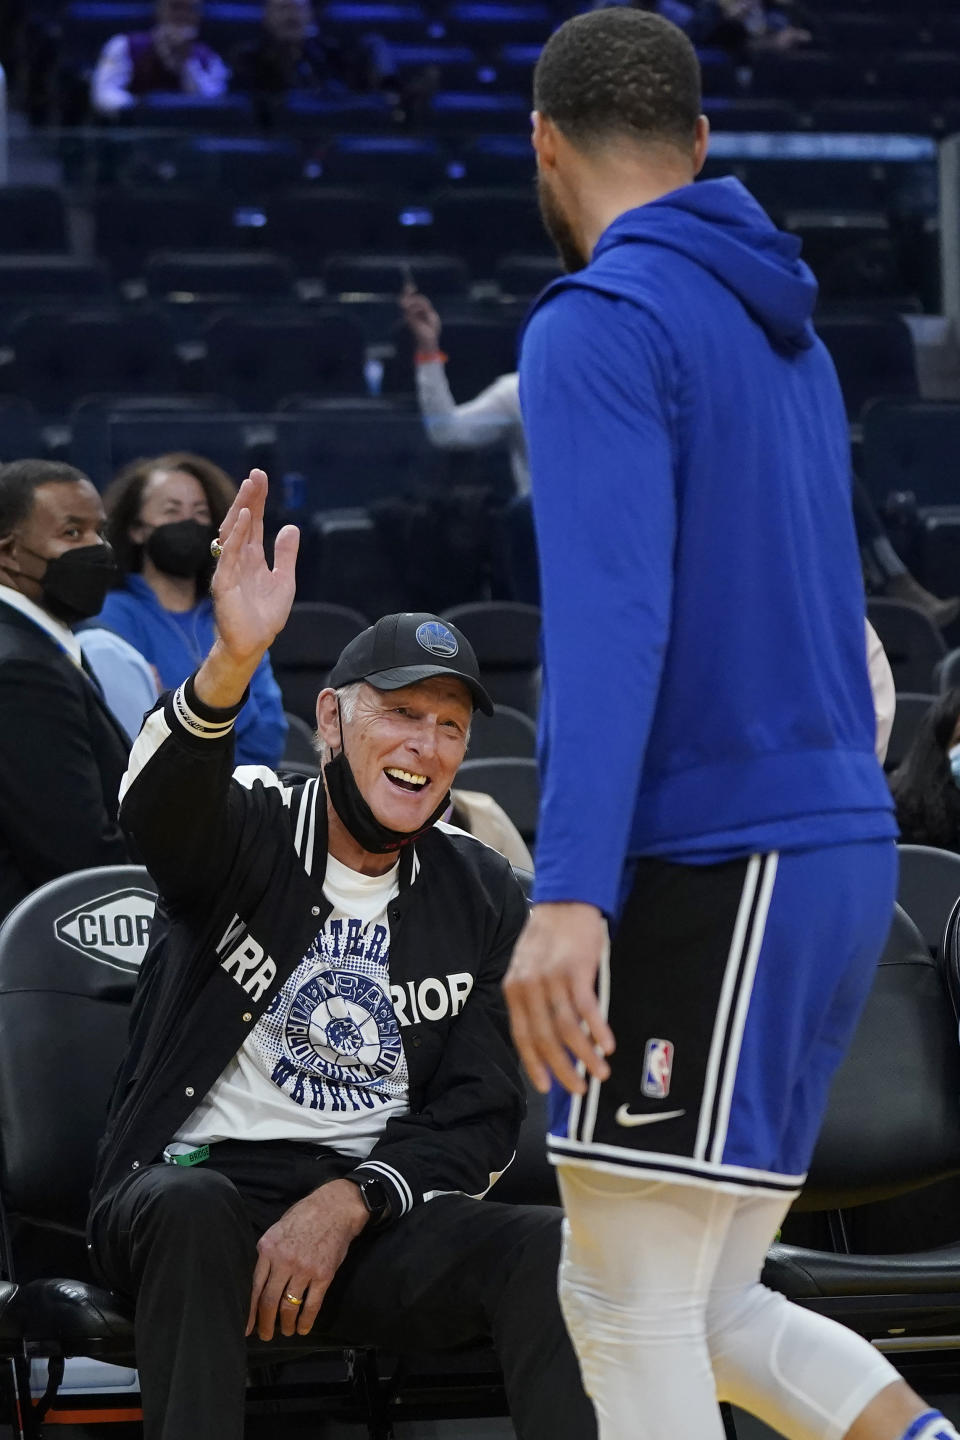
<box><xmin>536</xmin><ymin>173</ymin><xmax>588</xmax><ymax>274</ymax></box>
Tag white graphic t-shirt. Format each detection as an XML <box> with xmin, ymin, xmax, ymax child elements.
<box><xmin>174</xmin><ymin>855</ymin><xmax>408</xmax><ymax>1157</ymax></box>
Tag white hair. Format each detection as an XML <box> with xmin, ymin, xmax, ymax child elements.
<box><xmin>313</xmin><ymin>681</ymin><xmax>364</xmax><ymax>763</ymax></box>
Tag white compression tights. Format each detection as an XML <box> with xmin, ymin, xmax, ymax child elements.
<box><xmin>558</xmin><ymin>1166</ymin><xmax>899</xmax><ymax>1440</ymax></box>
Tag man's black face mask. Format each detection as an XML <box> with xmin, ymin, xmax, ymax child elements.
<box><xmin>18</xmin><ymin>542</ymin><xmax>119</xmax><ymax>624</ymax></box>
<box><xmin>322</xmin><ymin>701</ymin><xmax>450</xmax><ymax>855</ymax></box>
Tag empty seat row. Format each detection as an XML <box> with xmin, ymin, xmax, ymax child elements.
<box><xmin>0</xmin><ymin>308</ymin><xmax>916</xmax><ymax>419</ymax></box>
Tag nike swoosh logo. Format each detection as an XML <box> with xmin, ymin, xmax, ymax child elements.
<box><xmin>615</xmin><ymin>1105</ymin><xmax>686</xmax><ymax>1128</ymax></box>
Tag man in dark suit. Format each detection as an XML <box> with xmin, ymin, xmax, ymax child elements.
<box><xmin>0</xmin><ymin>460</ymin><xmax>133</xmax><ymax>921</ymax></box>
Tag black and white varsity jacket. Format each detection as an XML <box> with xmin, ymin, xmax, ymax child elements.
<box><xmin>88</xmin><ymin>675</ymin><xmax>528</xmax><ymax>1223</ymax></box>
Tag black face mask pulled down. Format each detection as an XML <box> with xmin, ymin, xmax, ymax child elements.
<box><xmin>144</xmin><ymin>519</ymin><xmax>215</xmax><ymax>579</ymax></box>
<box><xmin>323</xmin><ymin>748</ymin><xmax>450</xmax><ymax>855</ymax></box>
<box><xmin>22</xmin><ymin>542</ymin><xmax>119</xmax><ymax>624</ymax></box>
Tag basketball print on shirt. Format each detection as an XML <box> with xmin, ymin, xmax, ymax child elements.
<box><xmin>249</xmin><ymin>915</ymin><xmax>408</xmax><ymax>1115</ymax></box>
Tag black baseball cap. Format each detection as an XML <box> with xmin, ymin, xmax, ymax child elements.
<box><xmin>329</xmin><ymin>612</ymin><xmax>494</xmax><ymax>716</ymax></box>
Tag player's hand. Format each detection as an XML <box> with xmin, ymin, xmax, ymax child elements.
<box><xmin>211</xmin><ymin>469</ymin><xmax>299</xmax><ymax>666</ymax></box>
<box><xmin>400</xmin><ymin>284</ymin><xmax>442</xmax><ymax>354</ymax></box>
<box><xmin>247</xmin><ymin>1179</ymin><xmax>369</xmax><ymax>1341</ymax></box>
<box><xmin>503</xmin><ymin>902</ymin><xmax>615</xmax><ymax>1096</ymax></box>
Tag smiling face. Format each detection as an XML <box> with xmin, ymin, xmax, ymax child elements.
<box><xmin>317</xmin><ymin>675</ymin><xmax>472</xmax><ymax>835</ymax></box>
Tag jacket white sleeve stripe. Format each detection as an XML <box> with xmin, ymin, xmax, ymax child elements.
<box><xmin>119</xmin><ymin>708</ymin><xmax>172</xmax><ymax>804</ymax></box>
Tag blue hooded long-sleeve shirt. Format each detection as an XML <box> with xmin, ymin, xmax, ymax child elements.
<box><xmin>520</xmin><ymin>177</ymin><xmax>896</xmax><ymax>915</ymax></box>
<box><xmin>95</xmin><ymin>575</ymin><xmax>287</xmax><ymax>769</ymax></box>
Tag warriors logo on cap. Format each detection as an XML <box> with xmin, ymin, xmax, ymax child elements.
<box><xmin>416</xmin><ymin>621</ymin><xmax>459</xmax><ymax>658</ymax></box>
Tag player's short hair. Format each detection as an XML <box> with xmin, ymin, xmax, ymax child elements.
<box><xmin>533</xmin><ymin>7</ymin><xmax>702</xmax><ymax>153</ymax></box>
<box><xmin>0</xmin><ymin>459</ymin><xmax>91</xmax><ymax>539</ymax></box>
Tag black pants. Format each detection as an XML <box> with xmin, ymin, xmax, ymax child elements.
<box><xmin>90</xmin><ymin>1141</ymin><xmax>595</xmax><ymax>1440</ymax></box>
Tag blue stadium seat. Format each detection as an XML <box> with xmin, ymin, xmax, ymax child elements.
<box><xmin>319</xmin><ymin>135</ymin><xmax>448</xmax><ymax>190</ymax></box>
<box><xmin>317</xmin><ymin>1</ymin><xmax>429</xmax><ymax>41</ymax></box>
<box><xmin>427</xmin><ymin>91</ymin><xmax>530</xmax><ymax>132</ymax></box>
<box><xmin>324</xmin><ymin>253</ymin><xmax>469</xmax><ymax>295</ymax></box>
<box><xmin>817</xmin><ymin>315</ymin><xmax>918</xmax><ymax>418</ymax></box>
<box><xmin>202</xmin><ymin>313</ymin><xmax>367</xmax><ymax>409</ymax></box>
<box><xmin>459</xmin><ymin>135</ymin><xmax>535</xmax><ymax>185</ymax></box>
<box><xmin>695</xmin><ymin>47</ymin><xmax>737</xmax><ymax>97</ymax></box>
<box><xmin>0</xmin><ymin>188</ymin><xmax>69</xmax><ymax>254</ymax></box>
<box><xmin>135</xmin><ymin>93</ymin><xmax>256</xmax><ymax>131</ymax></box>
<box><xmin>279</xmin><ymin>91</ymin><xmax>393</xmax><ymax>131</ymax></box>
<box><xmin>197</xmin><ymin>0</ymin><xmax>262</xmax><ymax>51</ymax></box>
<box><xmin>144</xmin><ymin>251</ymin><xmax>296</xmax><ymax>300</ymax></box>
<box><xmin>444</xmin><ymin>2</ymin><xmax>554</xmax><ymax>49</ymax></box>
<box><xmin>60</xmin><ymin>2</ymin><xmax>153</xmax><ymax>64</ymax></box>
<box><xmin>391</xmin><ymin>42</ymin><xmax>483</xmax><ymax>88</ymax></box>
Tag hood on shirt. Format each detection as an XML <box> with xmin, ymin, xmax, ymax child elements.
<box><xmin>591</xmin><ymin>176</ymin><xmax>818</xmax><ymax>354</ymax></box>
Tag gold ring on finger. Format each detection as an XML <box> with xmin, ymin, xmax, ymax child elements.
<box><xmin>284</xmin><ymin>1291</ymin><xmax>303</xmax><ymax>1307</ymax></box>
<box><xmin>210</xmin><ymin>538</ymin><xmax>223</xmax><ymax>560</ymax></box>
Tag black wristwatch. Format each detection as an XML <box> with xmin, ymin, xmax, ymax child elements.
<box><xmin>345</xmin><ymin>1172</ymin><xmax>391</xmax><ymax>1228</ymax></box>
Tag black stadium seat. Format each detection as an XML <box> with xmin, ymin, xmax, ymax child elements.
<box><xmin>9</xmin><ymin>310</ymin><xmax>180</xmax><ymax>414</ymax></box>
<box><xmin>862</xmin><ymin>400</ymin><xmax>960</xmax><ymax>511</ymax></box>
<box><xmin>817</xmin><ymin>316</ymin><xmax>918</xmax><ymax>419</ymax></box>
<box><xmin>144</xmin><ymin>251</ymin><xmax>296</xmax><ymax>300</ymax></box>
<box><xmin>0</xmin><ymin>258</ymin><xmax>111</xmax><ymax>300</ymax></box>
<box><xmin>202</xmin><ymin>313</ymin><xmax>367</xmax><ymax>409</ymax></box>
<box><xmin>266</xmin><ymin>189</ymin><xmax>402</xmax><ymax>270</ymax></box>
<box><xmin>431</xmin><ymin>187</ymin><xmax>551</xmax><ymax>272</ymax></box>
<box><xmin>324</xmin><ymin>253</ymin><xmax>469</xmax><ymax>296</ymax></box>
<box><xmin>466</xmin><ymin>704</ymin><xmax>537</xmax><ymax>760</ymax></box>
<box><xmin>442</xmin><ymin>601</ymin><xmax>541</xmax><ymax>717</ymax></box>
<box><xmin>884</xmin><ymin>692</ymin><xmax>936</xmax><ymax>772</ymax></box>
<box><xmin>897</xmin><ymin>844</ymin><xmax>960</xmax><ymax>958</ymax></box>
<box><xmin>93</xmin><ymin>190</ymin><xmax>243</xmax><ymax>280</ymax></box>
<box><xmin>0</xmin><ymin>187</ymin><xmax>69</xmax><ymax>253</ymax></box>
<box><xmin>867</xmin><ymin>599</ymin><xmax>947</xmax><ymax>694</ymax></box>
<box><xmin>456</xmin><ymin>757</ymin><xmax>540</xmax><ymax>843</ymax></box>
<box><xmin>270</xmin><ymin>602</ymin><xmax>370</xmax><ymax>726</ymax></box>
<box><xmin>319</xmin><ymin>135</ymin><xmax>448</xmax><ymax>190</ymax></box>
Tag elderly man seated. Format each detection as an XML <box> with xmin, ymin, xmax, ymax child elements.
<box><xmin>87</xmin><ymin>469</ymin><xmax>594</xmax><ymax>1440</ymax></box>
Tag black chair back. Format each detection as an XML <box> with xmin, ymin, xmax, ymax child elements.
<box><xmin>466</xmin><ymin>705</ymin><xmax>537</xmax><ymax>760</ymax></box>
<box><xmin>884</xmin><ymin>692</ymin><xmax>936</xmax><ymax>772</ymax></box>
<box><xmin>457</xmin><ymin>758</ymin><xmax>540</xmax><ymax>845</ymax></box>
<box><xmin>867</xmin><ymin>599</ymin><xmax>947</xmax><ymax>694</ymax></box>
<box><xmin>797</xmin><ymin>905</ymin><xmax>960</xmax><ymax>1210</ymax></box>
<box><xmin>0</xmin><ymin>868</ymin><xmax>156</xmax><ymax>1274</ymax></box>
<box><xmin>897</xmin><ymin>844</ymin><xmax>960</xmax><ymax>958</ymax></box>
<box><xmin>442</xmin><ymin>603</ymin><xmax>541</xmax><ymax>718</ymax></box>
<box><xmin>270</xmin><ymin>602</ymin><xmax>369</xmax><ymax>725</ymax></box>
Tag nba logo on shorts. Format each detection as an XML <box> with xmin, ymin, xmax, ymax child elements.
<box><xmin>641</xmin><ymin>1039</ymin><xmax>674</xmax><ymax>1099</ymax></box>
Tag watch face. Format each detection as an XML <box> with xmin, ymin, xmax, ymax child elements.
<box><xmin>360</xmin><ymin>1177</ymin><xmax>389</xmax><ymax>1219</ymax></box>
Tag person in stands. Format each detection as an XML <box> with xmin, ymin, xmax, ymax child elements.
<box><xmin>91</xmin><ymin>0</ymin><xmax>228</xmax><ymax>117</ymax></box>
<box><xmin>94</xmin><ymin>452</ymin><xmax>286</xmax><ymax>769</ymax></box>
<box><xmin>0</xmin><ymin>460</ymin><xmax>132</xmax><ymax>922</ymax></box>
<box><xmin>890</xmin><ymin>690</ymin><xmax>960</xmax><ymax>851</ymax></box>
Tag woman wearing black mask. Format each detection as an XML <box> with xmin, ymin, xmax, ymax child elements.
<box><xmin>94</xmin><ymin>452</ymin><xmax>287</xmax><ymax>767</ymax></box>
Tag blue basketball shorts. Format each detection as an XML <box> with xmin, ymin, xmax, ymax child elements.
<box><xmin>548</xmin><ymin>841</ymin><xmax>899</xmax><ymax>1195</ymax></box>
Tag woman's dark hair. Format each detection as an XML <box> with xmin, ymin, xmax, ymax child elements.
<box><xmin>889</xmin><ymin>689</ymin><xmax>960</xmax><ymax>849</ymax></box>
<box><xmin>103</xmin><ymin>452</ymin><xmax>237</xmax><ymax>585</ymax></box>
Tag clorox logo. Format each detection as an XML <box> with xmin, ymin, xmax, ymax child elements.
<box><xmin>415</xmin><ymin>621</ymin><xmax>459</xmax><ymax>657</ymax></box>
<box><xmin>54</xmin><ymin>888</ymin><xmax>156</xmax><ymax>974</ymax></box>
